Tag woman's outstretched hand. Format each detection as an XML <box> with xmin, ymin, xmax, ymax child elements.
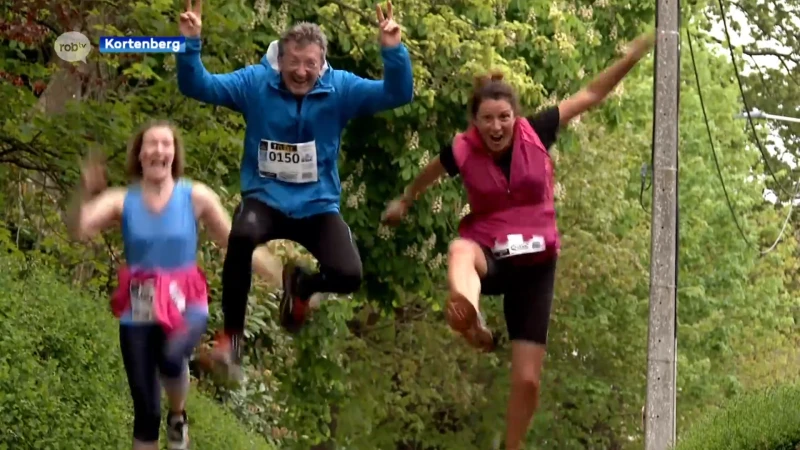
<box><xmin>381</xmin><ymin>197</ymin><xmax>409</xmax><ymax>226</ymax></box>
<box><xmin>79</xmin><ymin>151</ymin><xmax>107</xmax><ymax>197</ymax></box>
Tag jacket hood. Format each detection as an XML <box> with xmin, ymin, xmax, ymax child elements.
<box><xmin>261</xmin><ymin>40</ymin><xmax>330</xmax><ymax>76</ymax></box>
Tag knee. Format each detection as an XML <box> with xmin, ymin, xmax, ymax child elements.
<box><xmin>327</xmin><ymin>260</ymin><xmax>362</xmax><ymax>293</ymax></box>
<box><xmin>511</xmin><ymin>369</ymin><xmax>541</xmax><ymax>396</ymax></box>
<box><xmin>229</xmin><ymin>209</ymin><xmax>263</xmax><ymax>249</ymax></box>
<box><xmin>448</xmin><ymin>238</ymin><xmax>478</xmax><ymax>262</ymax></box>
<box><xmin>132</xmin><ymin>406</ymin><xmax>161</xmax><ymax>442</ymax></box>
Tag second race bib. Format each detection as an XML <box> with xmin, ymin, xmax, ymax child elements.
<box><xmin>491</xmin><ymin>234</ymin><xmax>545</xmax><ymax>259</ymax></box>
<box><xmin>258</xmin><ymin>140</ymin><xmax>318</xmax><ymax>183</ymax></box>
<box><xmin>129</xmin><ymin>278</ymin><xmax>156</xmax><ymax>323</ymax></box>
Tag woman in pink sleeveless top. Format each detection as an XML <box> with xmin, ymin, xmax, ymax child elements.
<box><xmin>383</xmin><ymin>32</ymin><xmax>654</xmax><ymax>450</ymax></box>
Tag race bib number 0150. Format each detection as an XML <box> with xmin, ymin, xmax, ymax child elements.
<box><xmin>130</xmin><ymin>279</ymin><xmax>156</xmax><ymax>323</ymax></box>
<box><xmin>491</xmin><ymin>234</ymin><xmax>545</xmax><ymax>259</ymax></box>
<box><xmin>258</xmin><ymin>140</ymin><xmax>318</xmax><ymax>183</ymax></box>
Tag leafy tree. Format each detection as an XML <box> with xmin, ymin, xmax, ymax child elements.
<box><xmin>1</xmin><ymin>0</ymin><xmax>800</xmax><ymax>449</ymax></box>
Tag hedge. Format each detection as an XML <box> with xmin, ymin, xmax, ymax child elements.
<box><xmin>674</xmin><ymin>384</ymin><xmax>800</xmax><ymax>450</ymax></box>
<box><xmin>0</xmin><ymin>253</ymin><xmax>273</xmax><ymax>449</ymax></box>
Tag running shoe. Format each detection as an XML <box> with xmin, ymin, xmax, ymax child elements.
<box><xmin>166</xmin><ymin>410</ymin><xmax>189</xmax><ymax>450</ymax></box>
<box><xmin>205</xmin><ymin>331</ymin><xmax>243</xmax><ymax>384</ymax></box>
<box><xmin>279</xmin><ymin>261</ymin><xmax>311</xmax><ymax>334</ymax></box>
<box><xmin>446</xmin><ymin>292</ymin><xmax>495</xmax><ymax>352</ymax></box>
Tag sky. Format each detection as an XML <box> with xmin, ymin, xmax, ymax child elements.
<box><xmin>704</xmin><ymin>5</ymin><xmax>798</xmax><ymax>204</ymax></box>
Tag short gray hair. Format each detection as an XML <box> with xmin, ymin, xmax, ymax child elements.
<box><xmin>278</xmin><ymin>22</ymin><xmax>328</xmax><ymax>59</ymax></box>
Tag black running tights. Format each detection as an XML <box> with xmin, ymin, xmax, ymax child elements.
<box><xmin>222</xmin><ymin>198</ymin><xmax>362</xmax><ymax>335</ymax></box>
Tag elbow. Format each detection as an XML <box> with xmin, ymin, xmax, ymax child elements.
<box><xmin>385</xmin><ymin>80</ymin><xmax>414</xmax><ymax>109</ymax></box>
<box><xmin>177</xmin><ymin>75</ymin><xmax>200</xmax><ymax>99</ymax></box>
<box><xmin>399</xmin><ymin>83</ymin><xmax>414</xmax><ymax>105</ymax></box>
<box><xmin>176</xmin><ymin>64</ymin><xmax>208</xmax><ymax>100</ymax></box>
<box><xmin>177</xmin><ymin>77</ymin><xmax>190</xmax><ymax>96</ymax></box>
<box><xmin>397</xmin><ymin>69</ymin><xmax>415</xmax><ymax>105</ymax></box>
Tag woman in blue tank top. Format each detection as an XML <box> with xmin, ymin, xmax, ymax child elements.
<box><xmin>66</xmin><ymin>120</ymin><xmax>279</xmax><ymax>450</ymax></box>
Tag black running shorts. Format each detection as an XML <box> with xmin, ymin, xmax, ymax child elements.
<box><xmin>479</xmin><ymin>247</ymin><xmax>557</xmax><ymax>345</ymax></box>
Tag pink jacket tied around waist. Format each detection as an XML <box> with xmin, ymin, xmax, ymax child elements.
<box><xmin>453</xmin><ymin>117</ymin><xmax>560</xmax><ymax>261</ymax></box>
<box><xmin>111</xmin><ymin>264</ymin><xmax>209</xmax><ymax>335</ymax></box>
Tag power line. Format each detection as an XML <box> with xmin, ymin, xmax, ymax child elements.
<box><xmin>686</xmin><ymin>29</ymin><xmax>798</xmax><ymax>256</ymax></box>
<box><xmin>716</xmin><ymin>0</ymin><xmax>796</xmax><ymax>198</ymax></box>
<box><xmin>686</xmin><ymin>29</ymin><xmax>753</xmax><ymax>247</ymax></box>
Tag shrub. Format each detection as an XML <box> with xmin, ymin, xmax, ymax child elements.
<box><xmin>674</xmin><ymin>384</ymin><xmax>800</xmax><ymax>450</ymax></box>
<box><xmin>0</xmin><ymin>252</ymin><xmax>273</xmax><ymax>449</ymax></box>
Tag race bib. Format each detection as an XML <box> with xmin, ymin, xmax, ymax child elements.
<box><xmin>258</xmin><ymin>140</ymin><xmax>318</xmax><ymax>183</ymax></box>
<box><xmin>129</xmin><ymin>279</ymin><xmax>156</xmax><ymax>323</ymax></box>
<box><xmin>491</xmin><ymin>234</ymin><xmax>545</xmax><ymax>259</ymax></box>
<box><xmin>169</xmin><ymin>281</ymin><xmax>186</xmax><ymax>313</ymax></box>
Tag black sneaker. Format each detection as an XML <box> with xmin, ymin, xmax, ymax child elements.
<box><xmin>166</xmin><ymin>410</ymin><xmax>189</xmax><ymax>450</ymax></box>
<box><xmin>279</xmin><ymin>262</ymin><xmax>311</xmax><ymax>334</ymax></box>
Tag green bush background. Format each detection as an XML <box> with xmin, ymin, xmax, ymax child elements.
<box><xmin>674</xmin><ymin>384</ymin><xmax>800</xmax><ymax>450</ymax></box>
<box><xmin>0</xmin><ymin>251</ymin><xmax>273</xmax><ymax>450</ymax></box>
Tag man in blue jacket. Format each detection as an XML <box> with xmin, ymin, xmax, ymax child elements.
<box><xmin>176</xmin><ymin>0</ymin><xmax>413</xmax><ymax>374</ymax></box>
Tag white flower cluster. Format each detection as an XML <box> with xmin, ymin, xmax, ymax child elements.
<box><xmin>554</xmin><ymin>181</ymin><xmax>565</xmax><ymax>200</ymax></box>
<box><xmin>527</xmin><ymin>7</ymin><xmax>537</xmax><ymax>25</ymax></box>
<box><xmin>274</xmin><ymin>3</ymin><xmax>289</xmax><ymax>33</ymax></box>
<box><xmin>403</xmin><ymin>243</ymin><xmax>418</xmax><ymax>258</ymax></box>
<box><xmin>542</xmin><ymin>93</ymin><xmax>559</xmax><ymax>108</ymax></box>
<box><xmin>409</xmin><ymin>130</ymin><xmax>420</xmax><ymax>151</ymax></box>
<box><xmin>506</xmin><ymin>30</ymin><xmax>517</xmax><ymax>46</ymax></box>
<box><xmin>340</xmin><ymin>159</ymin><xmax>364</xmax><ymax>198</ymax></box>
<box><xmin>427</xmin><ymin>252</ymin><xmax>444</xmax><ymax>270</ymax></box>
<box><xmin>432</xmin><ymin>196</ymin><xmax>442</xmax><ymax>214</ymax></box>
<box><xmin>579</xmin><ymin>5</ymin><xmax>593</xmax><ymax>20</ymax></box>
<box><xmin>554</xmin><ymin>32</ymin><xmax>575</xmax><ymax>52</ymax></box>
<box><xmin>404</xmin><ymin>233</ymin><xmax>437</xmax><ymax>263</ymax></box>
<box><xmin>586</xmin><ymin>28</ymin><xmax>600</xmax><ymax>46</ymax></box>
<box><xmin>255</xmin><ymin>0</ymin><xmax>270</xmax><ymax>20</ymax></box>
<box><xmin>377</xmin><ymin>223</ymin><xmax>394</xmax><ymax>240</ymax></box>
<box><xmin>418</xmin><ymin>149</ymin><xmax>430</xmax><ymax>168</ymax></box>
<box><xmin>548</xmin><ymin>3</ymin><xmax>561</xmax><ymax>20</ymax></box>
<box><xmin>341</xmin><ymin>176</ymin><xmax>353</xmax><ymax>193</ymax></box>
<box><xmin>354</xmin><ymin>158</ymin><xmax>364</xmax><ymax>176</ymax></box>
<box><xmin>346</xmin><ymin>182</ymin><xmax>366</xmax><ymax>209</ymax></box>
<box><xmin>459</xmin><ymin>203</ymin><xmax>470</xmax><ymax>218</ymax></box>
<box><xmin>495</xmin><ymin>1</ymin><xmax>507</xmax><ymax>20</ymax></box>
<box><xmin>163</xmin><ymin>56</ymin><xmax>175</xmax><ymax>72</ymax></box>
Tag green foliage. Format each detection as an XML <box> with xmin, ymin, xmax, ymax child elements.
<box><xmin>1</xmin><ymin>0</ymin><xmax>799</xmax><ymax>448</ymax></box>
<box><xmin>674</xmin><ymin>384</ymin><xmax>800</xmax><ymax>450</ymax></box>
<box><xmin>0</xmin><ymin>249</ymin><xmax>273</xmax><ymax>450</ymax></box>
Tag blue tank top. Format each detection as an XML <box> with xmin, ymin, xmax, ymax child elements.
<box><xmin>121</xmin><ymin>178</ymin><xmax>198</xmax><ymax>271</ymax></box>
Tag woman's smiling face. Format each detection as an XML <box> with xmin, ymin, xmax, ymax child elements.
<box><xmin>138</xmin><ymin>126</ymin><xmax>175</xmax><ymax>182</ymax></box>
<box><xmin>473</xmin><ymin>98</ymin><xmax>516</xmax><ymax>156</ymax></box>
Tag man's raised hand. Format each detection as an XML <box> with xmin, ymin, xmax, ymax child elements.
<box><xmin>179</xmin><ymin>0</ymin><xmax>203</xmax><ymax>38</ymax></box>
<box><xmin>376</xmin><ymin>1</ymin><xmax>401</xmax><ymax>48</ymax></box>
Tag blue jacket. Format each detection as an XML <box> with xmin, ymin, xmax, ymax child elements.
<box><xmin>176</xmin><ymin>37</ymin><xmax>414</xmax><ymax>218</ymax></box>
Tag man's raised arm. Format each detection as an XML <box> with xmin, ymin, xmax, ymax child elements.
<box><xmin>338</xmin><ymin>1</ymin><xmax>414</xmax><ymax>121</ymax></box>
<box><xmin>175</xmin><ymin>0</ymin><xmax>254</xmax><ymax>111</ymax></box>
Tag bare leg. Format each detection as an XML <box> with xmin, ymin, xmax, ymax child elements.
<box><xmin>445</xmin><ymin>238</ymin><xmax>493</xmax><ymax>349</ymax></box>
<box><xmin>504</xmin><ymin>341</ymin><xmax>547</xmax><ymax>450</ymax></box>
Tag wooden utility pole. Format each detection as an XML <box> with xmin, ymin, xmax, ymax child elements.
<box><xmin>644</xmin><ymin>0</ymin><xmax>680</xmax><ymax>446</ymax></box>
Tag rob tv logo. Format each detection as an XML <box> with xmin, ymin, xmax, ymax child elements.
<box><xmin>54</xmin><ymin>32</ymin><xmax>91</xmax><ymax>62</ymax></box>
